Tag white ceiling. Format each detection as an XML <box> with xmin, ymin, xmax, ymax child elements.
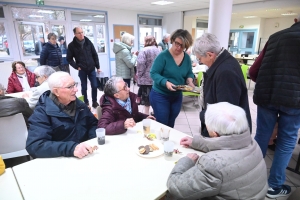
<box><xmin>9</xmin><ymin>0</ymin><xmax>300</xmax><ymax>19</ymax></box>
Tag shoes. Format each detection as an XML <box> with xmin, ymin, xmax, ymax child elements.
<box><xmin>268</xmin><ymin>144</ymin><xmax>276</xmax><ymax>151</ymax></box>
<box><xmin>92</xmin><ymin>102</ymin><xmax>99</xmax><ymax>108</ymax></box>
<box><xmin>136</xmin><ymin>97</ymin><xmax>141</xmax><ymax>104</ymax></box>
<box><xmin>266</xmin><ymin>185</ymin><xmax>291</xmax><ymax>199</ymax></box>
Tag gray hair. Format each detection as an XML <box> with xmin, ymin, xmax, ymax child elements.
<box><xmin>47</xmin><ymin>33</ymin><xmax>57</xmax><ymax>40</ymax></box>
<box><xmin>205</xmin><ymin>102</ymin><xmax>249</xmax><ymax>135</ymax></box>
<box><xmin>104</xmin><ymin>76</ymin><xmax>124</xmax><ymax>97</ymax></box>
<box><xmin>121</xmin><ymin>33</ymin><xmax>134</xmax><ymax>46</ymax></box>
<box><xmin>48</xmin><ymin>71</ymin><xmax>70</xmax><ymax>91</ymax></box>
<box><xmin>193</xmin><ymin>33</ymin><xmax>221</xmax><ymax>57</ymax></box>
<box><xmin>163</xmin><ymin>33</ymin><xmax>170</xmax><ymax>40</ymax></box>
<box><xmin>34</xmin><ymin>66</ymin><xmax>55</xmax><ymax>78</ymax></box>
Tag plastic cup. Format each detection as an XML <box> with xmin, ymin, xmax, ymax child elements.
<box><xmin>164</xmin><ymin>141</ymin><xmax>174</xmax><ymax>160</ymax></box>
<box><xmin>143</xmin><ymin>119</ymin><xmax>151</xmax><ymax>135</ymax></box>
<box><xmin>96</xmin><ymin>128</ymin><xmax>105</xmax><ymax>145</ymax></box>
<box><xmin>160</xmin><ymin>128</ymin><xmax>170</xmax><ymax>143</ymax></box>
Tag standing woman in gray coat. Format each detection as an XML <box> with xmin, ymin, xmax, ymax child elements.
<box><xmin>113</xmin><ymin>33</ymin><xmax>138</xmax><ymax>87</ymax></box>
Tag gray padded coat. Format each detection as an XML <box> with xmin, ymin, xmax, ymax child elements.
<box><xmin>113</xmin><ymin>42</ymin><xmax>137</xmax><ymax>79</ymax></box>
<box><xmin>167</xmin><ymin>130</ymin><xmax>268</xmax><ymax>200</ymax></box>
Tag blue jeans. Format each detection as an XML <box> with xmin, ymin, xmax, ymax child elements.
<box><xmin>254</xmin><ymin>105</ymin><xmax>300</xmax><ymax>188</ymax></box>
<box><xmin>149</xmin><ymin>89</ymin><xmax>182</xmax><ymax>128</ymax></box>
<box><xmin>78</xmin><ymin>70</ymin><xmax>98</xmax><ymax>103</ymax></box>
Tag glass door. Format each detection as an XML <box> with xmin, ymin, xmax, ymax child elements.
<box><xmin>228</xmin><ymin>29</ymin><xmax>257</xmax><ymax>56</ymax></box>
<box><xmin>139</xmin><ymin>26</ymin><xmax>152</xmax><ymax>49</ymax></box>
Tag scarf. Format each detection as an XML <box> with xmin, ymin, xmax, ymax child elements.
<box><xmin>116</xmin><ymin>98</ymin><xmax>132</xmax><ymax>114</ymax></box>
<box><xmin>75</xmin><ymin>38</ymin><xmax>85</xmax><ymax>49</ymax></box>
<box><xmin>199</xmin><ymin>48</ymin><xmax>225</xmax><ymax>109</ymax></box>
<box><xmin>49</xmin><ymin>92</ymin><xmax>76</xmax><ymax>117</ymax></box>
<box><xmin>16</xmin><ymin>72</ymin><xmax>30</xmax><ymax>92</ymax></box>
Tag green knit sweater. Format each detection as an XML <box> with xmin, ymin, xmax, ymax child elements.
<box><xmin>150</xmin><ymin>50</ymin><xmax>194</xmax><ymax>95</ymax></box>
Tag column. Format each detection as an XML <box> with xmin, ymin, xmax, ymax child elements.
<box><xmin>208</xmin><ymin>0</ymin><xmax>233</xmax><ymax>49</ymax></box>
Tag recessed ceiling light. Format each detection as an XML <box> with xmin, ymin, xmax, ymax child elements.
<box><xmin>37</xmin><ymin>10</ymin><xmax>54</xmax><ymax>14</ymax></box>
<box><xmin>265</xmin><ymin>8</ymin><xmax>281</xmax><ymax>11</ymax></box>
<box><xmin>232</xmin><ymin>13</ymin><xmax>237</xmax><ymax>15</ymax></box>
<box><xmin>93</xmin><ymin>15</ymin><xmax>104</xmax><ymax>18</ymax></box>
<box><xmin>80</xmin><ymin>19</ymin><xmax>92</xmax><ymax>22</ymax></box>
<box><xmin>244</xmin><ymin>16</ymin><xmax>257</xmax><ymax>18</ymax></box>
<box><xmin>29</xmin><ymin>15</ymin><xmax>44</xmax><ymax>18</ymax></box>
<box><xmin>151</xmin><ymin>0</ymin><xmax>174</xmax><ymax>5</ymax></box>
<box><xmin>281</xmin><ymin>12</ymin><xmax>298</xmax><ymax>16</ymax></box>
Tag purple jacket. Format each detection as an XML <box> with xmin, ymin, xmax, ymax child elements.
<box><xmin>98</xmin><ymin>92</ymin><xmax>148</xmax><ymax>135</ymax></box>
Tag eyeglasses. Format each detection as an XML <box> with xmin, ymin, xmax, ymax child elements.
<box><xmin>57</xmin><ymin>82</ymin><xmax>78</xmax><ymax>90</ymax></box>
<box><xmin>174</xmin><ymin>41</ymin><xmax>184</xmax><ymax>49</ymax></box>
<box><xmin>35</xmin><ymin>75</ymin><xmax>40</xmax><ymax>79</ymax></box>
<box><xmin>115</xmin><ymin>82</ymin><xmax>128</xmax><ymax>93</ymax></box>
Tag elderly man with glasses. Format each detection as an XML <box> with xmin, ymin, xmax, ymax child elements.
<box><xmin>98</xmin><ymin>76</ymin><xmax>155</xmax><ymax>135</ymax></box>
<box><xmin>26</xmin><ymin>72</ymin><xmax>98</xmax><ymax>159</ymax></box>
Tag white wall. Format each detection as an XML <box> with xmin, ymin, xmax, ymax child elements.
<box><xmin>262</xmin><ymin>16</ymin><xmax>295</xmax><ymax>38</ymax></box>
<box><xmin>163</xmin><ymin>12</ymin><xmax>184</xmax><ymax>35</ymax></box>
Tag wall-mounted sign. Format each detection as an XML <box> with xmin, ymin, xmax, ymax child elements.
<box><xmin>239</xmin><ymin>25</ymin><xmax>244</xmax><ymax>28</ymax></box>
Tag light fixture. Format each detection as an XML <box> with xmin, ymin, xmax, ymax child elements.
<box><xmin>243</xmin><ymin>16</ymin><xmax>257</xmax><ymax>18</ymax></box>
<box><xmin>80</xmin><ymin>19</ymin><xmax>92</xmax><ymax>22</ymax></box>
<box><xmin>281</xmin><ymin>11</ymin><xmax>298</xmax><ymax>16</ymax></box>
<box><xmin>38</xmin><ymin>10</ymin><xmax>54</xmax><ymax>14</ymax></box>
<box><xmin>93</xmin><ymin>15</ymin><xmax>104</xmax><ymax>18</ymax></box>
<box><xmin>151</xmin><ymin>0</ymin><xmax>174</xmax><ymax>5</ymax></box>
<box><xmin>29</xmin><ymin>15</ymin><xmax>44</xmax><ymax>18</ymax></box>
<box><xmin>265</xmin><ymin>8</ymin><xmax>281</xmax><ymax>11</ymax></box>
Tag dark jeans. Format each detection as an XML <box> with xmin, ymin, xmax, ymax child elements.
<box><xmin>78</xmin><ymin>70</ymin><xmax>98</xmax><ymax>103</ymax></box>
<box><xmin>149</xmin><ymin>89</ymin><xmax>182</xmax><ymax>128</ymax></box>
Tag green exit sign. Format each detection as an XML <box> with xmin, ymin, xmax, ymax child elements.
<box><xmin>36</xmin><ymin>0</ymin><xmax>44</xmax><ymax>5</ymax></box>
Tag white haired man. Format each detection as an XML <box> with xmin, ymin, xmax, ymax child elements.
<box><xmin>167</xmin><ymin>102</ymin><xmax>268</xmax><ymax>200</ymax></box>
<box><xmin>22</xmin><ymin>65</ymin><xmax>55</xmax><ymax>109</ymax></box>
<box><xmin>158</xmin><ymin>33</ymin><xmax>170</xmax><ymax>51</ymax></box>
<box><xmin>26</xmin><ymin>72</ymin><xmax>98</xmax><ymax>158</ymax></box>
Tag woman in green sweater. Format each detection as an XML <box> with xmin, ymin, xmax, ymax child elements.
<box><xmin>150</xmin><ymin>29</ymin><xmax>194</xmax><ymax>127</ymax></box>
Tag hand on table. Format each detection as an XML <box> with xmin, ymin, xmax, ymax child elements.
<box><xmin>124</xmin><ymin>118</ymin><xmax>136</xmax><ymax>129</ymax></box>
<box><xmin>180</xmin><ymin>136</ymin><xmax>193</xmax><ymax>147</ymax></box>
<box><xmin>147</xmin><ymin>115</ymin><xmax>156</xmax><ymax>120</ymax></box>
<box><xmin>166</xmin><ymin>81</ymin><xmax>176</xmax><ymax>91</ymax></box>
<box><xmin>74</xmin><ymin>143</ymin><xmax>93</xmax><ymax>159</ymax></box>
<box><xmin>187</xmin><ymin>153</ymin><xmax>199</xmax><ymax>163</ymax></box>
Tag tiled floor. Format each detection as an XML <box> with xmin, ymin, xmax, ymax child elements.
<box><xmin>4</xmin><ymin>79</ymin><xmax>300</xmax><ymax>199</ymax></box>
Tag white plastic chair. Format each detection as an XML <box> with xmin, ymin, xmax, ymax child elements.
<box><xmin>0</xmin><ymin>113</ymin><xmax>29</xmax><ymax>160</ymax></box>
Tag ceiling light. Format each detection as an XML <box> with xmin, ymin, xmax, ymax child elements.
<box><xmin>151</xmin><ymin>0</ymin><xmax>174</xmax><ymax>5</ymax></box>
<box><xmin>93</xmin><ymin>15</ymin><xmax>104</xmax><ymax>18</ymax></box>
<box><xmin>281</xmin><ymin>12</ymin><xmax>298</xmax><ymax>16</ymax></box>
<box><xmin>243</xmin><ymin>16</ymin><xmax>257</xmax><ymax>18</ymax></box>
<box><xmin>80</xmin><ymin>19</ymin><xmax>92</xmax><ymax>22</ymax></box>
<box><xmin>29</xmin><ymin>15</ymin><xmax>44</xmax><ymax>18</ymax></box>
<box><xmin>38</xmin><ymin>10</ymin><xmax>54</xmax><ymax>14</ymax></box>
<box><xmin>265</xmin><ymin>8</ymin><xmax>281</xmax><ymax>11</ymax></box>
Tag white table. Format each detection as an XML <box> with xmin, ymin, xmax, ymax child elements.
<box><xmin>0</xmin><ymin>168</ymin><xmax>23</xmax><ymax>200</ymax></box>
<box><xmin>12</xmin><ymin>121</ymin><xmax>202</xmax><ymax>200</ymax></box>
<box><xmin>5</xmin><ymin>91</ymin><xmax>32</xmax><ymax>98</ymax></box>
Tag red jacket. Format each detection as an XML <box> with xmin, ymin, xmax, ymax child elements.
<box><xmin>98</xmin><ymin>92</ymin><xmax>148</xmax><ymax>135</ymax></box>
<box><xmin>7</xmin><ymin>68</ymin><xmax>36</xmax><ymax>93</ymax></box>
<box><xmin>249</xmin><ymin>41</ymin><xmax>268</xmax><ymax>82</ymax></box>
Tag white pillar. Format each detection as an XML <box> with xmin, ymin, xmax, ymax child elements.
<box><xmin>208</xmin><ymin>0</ymin><xmax>233</xmax><ymax>49</ymax></box>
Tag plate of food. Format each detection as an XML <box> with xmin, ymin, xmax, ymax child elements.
<box><xmin>136</xmin><ymin>141</ymin><xmax>164</xmax><ymax>158</ymax></box>
<box><xmin>172</xmin><ymin>85</ymin><xmax>200</xmax><ymax>94</ymax></box>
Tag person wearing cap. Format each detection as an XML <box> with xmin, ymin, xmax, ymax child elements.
<box><xmin>67</xmin><ymin>27</ymin><xmax>101</xmax><ymax>108</ymax></box>
<box><xmin>0</xmin><ymin>83</ymin><xmax>33</xmax><ymax>128</ymax></box>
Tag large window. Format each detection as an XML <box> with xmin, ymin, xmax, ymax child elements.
<box><xmin>228</xmin><ymin>29</ymin><xmax>257</xmax><ymax>56</ymax></box>
<box><xmin>0</xmin><ymin>6</ymin><xmax>9</xmax><ymax>59</ymax></box>
<box><xmin>138</xmin><ymin>16</ymin><xmax>162</xmax><ymax>49</ymax></box>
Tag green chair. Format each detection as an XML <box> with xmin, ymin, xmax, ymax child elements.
<box><xmin>78</xmin><ymin>95</ymin><xmax>84</xmax><ymax>102</ymax></box>
<box><xmin>241</xmin><ymin>64</ymin><xmax>251</xmax><ymax>89</ymax></box>
<box><xmin>182</xmin><ymin>72</ymin><xmax>203</xmax><ymax>106</ymax></box>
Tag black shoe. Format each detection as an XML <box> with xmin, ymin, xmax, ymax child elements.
<box><xmin>268</xmin><ymin>144</ymin><xmax>276</xmax><ymax>151</ymax></box>
<box><xmin>92</xmin><ymin>102</ymin><xmax>99</xmax><ymax>108</ymax></box>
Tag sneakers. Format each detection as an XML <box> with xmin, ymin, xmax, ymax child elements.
<box><xmin>267</xmin><ymin>185</ymin><xmax>291</xmax><ymax>198</ymax></box>
<box><xmin>92</xmin><ymin>102</ymin><xmax>99</xmax><ymax>108</ymax></box>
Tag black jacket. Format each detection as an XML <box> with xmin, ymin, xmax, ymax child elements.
<box><xmin>253</xmin><ymin>22</ymin><xmax>300</xmax><ymax>108</ymax></box>
<box><xmin>40</xmin><ymin>42</ymin><xmax>63</xmax><ymax>67</ymax></box>
<box><xmin>200</xmin><ymin>50</ymin><xmax>252</xmax><ymax>136</ymax></box>
<box><xmin>67</xmin><ymin>36</ymin><xmax>100</xmax><ymax>72</ymax></box>
<box><xmin>0</xmin><ymin>96</ymin><xmax>33</xmax><ymax>128</ymax></box>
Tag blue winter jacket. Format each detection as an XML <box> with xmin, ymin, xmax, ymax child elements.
<box><xmin>40</xmin><ymin>42</ymin><xmax>63</xmax><ymax>67</ymax></box>
<box><xmin>26</xmin><ymin>91</ymin><xmax>98</xmax><ymax>158</ymax></box>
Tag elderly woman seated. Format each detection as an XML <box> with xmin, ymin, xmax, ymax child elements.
<box><xmin>6</xmin><ymin>61</ymin><xmax>36</xmax><ymax>93</ymax></box>
<box><xmin>98</xmin><ymin>76</ymin><xmax>155</xmax><ymax>135</ymax></box>
<box><xmin>26</xmin><ymin>72</ymin><xmax>98</xmax><ymax>159</ymax></box>
<box><xmin>23</xmin><ymin>66</ymin><xmax>55</xmax><ymax>109</ymax></box>
<box><xmin>167</xmin><ymin>102</ymin><xmax>268</xmax><ymax>200</ymax></box>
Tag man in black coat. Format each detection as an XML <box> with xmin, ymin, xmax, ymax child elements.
<box><xmin>67</xmin><ymin>27</ymin><xmax>101</xmax><ymax>108</ymax></box>
<box><xmin>0</xmin><ymin>84</ymin><xmax>33</xmax><ymax>128</ymax></box>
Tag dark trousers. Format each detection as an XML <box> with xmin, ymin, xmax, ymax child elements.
<box><xmin>78</xmin><ymin>70</ymin><xmax>98</xmax><ymax>104</ymax></box>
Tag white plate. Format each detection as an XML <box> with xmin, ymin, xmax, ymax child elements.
<box><xmin>135</xmin><ymin>141</ymin><xmax>164</xmax><ymax>158</ymax></box>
